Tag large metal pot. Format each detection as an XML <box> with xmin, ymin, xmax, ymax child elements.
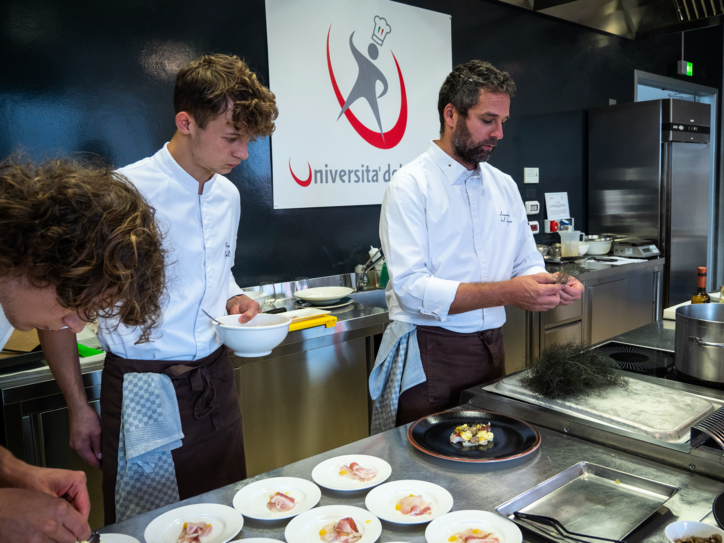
<box><xmin>675</xmin><ymin>304</ymin><xmax>724</xmax><ymax>383</ymax></box>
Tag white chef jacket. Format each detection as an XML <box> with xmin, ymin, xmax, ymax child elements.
<box><xmin>380</xmin><ymin>141</ymin><xmax>546</xmax><ymax>334</ymax></box>
<box><xmin>96</xmin><ymin>144</ymin><xmax>244</xmax><ymax>360</ymax></box>
<box><xmin>0</xmin><ymin>304</ymin><xmax>13</xmax><ymax>352</ymax></box>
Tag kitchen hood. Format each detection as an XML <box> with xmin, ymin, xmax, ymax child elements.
<box><xmin>494</xmin><ymin>0</ymin><xmax>724</xmax><ymax>39</ymax></box>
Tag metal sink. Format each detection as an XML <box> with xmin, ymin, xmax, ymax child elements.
<box><xmin>351</xmin><ymin>289</ymin><xmax>388</xmax><ymax>310</ymax></box>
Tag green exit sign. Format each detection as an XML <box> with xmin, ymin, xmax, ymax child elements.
<box><xmin>677</xmin><ymin>60</ymin><xmax>693</xmax><ymax>76</ymax></box>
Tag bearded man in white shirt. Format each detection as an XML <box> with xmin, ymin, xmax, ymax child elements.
<box><xmin>0</xmin><ymin>156</ymin><xmax>166</xmax><ymax>542</ymax></box>
<box><xmin>379</xmin><ymin>60</ymin><xmax>583</xmax><ymax>427</ymax></box>
<box><xmin>38</xmin><ymin>54</ymin><xmax>278</xmax><ymax>524</ymax></box>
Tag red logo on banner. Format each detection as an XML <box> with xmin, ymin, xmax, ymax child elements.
<box><xmin>326</xmin><ymin>25</ymin><xmax>407</xmax><ymax>150</ymax></box>
<box><xmin>289</xmin><ymin>159</ymin><xmax>312</xmax><ymax>187</ymax></box>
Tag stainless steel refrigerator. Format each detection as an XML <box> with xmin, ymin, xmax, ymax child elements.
<box><xmin>588</xmin><ymin>99</ymin><xmax>711</xmax><ymax>309</ymax></box>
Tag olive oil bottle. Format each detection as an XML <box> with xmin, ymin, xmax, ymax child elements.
<box><xmin>692</xmin><ymin>267</ymin><xmax>711</xmax><ymax>304</ymax></box>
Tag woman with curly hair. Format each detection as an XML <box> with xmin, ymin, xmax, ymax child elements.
<box><xmin>38</xmin><ymin>53</ymin><xmax>279</xmax><ymax>524</ymax></box>
<box><xmin>0</xmin><ymin>156</ymin><xmax>166</xmax><ymax>543</ymax></box>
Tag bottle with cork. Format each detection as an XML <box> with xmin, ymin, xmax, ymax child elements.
<box><xmin>691</xmin><ymin>267</ymin><xmax>711</xmax><ymax>304</ymax></box>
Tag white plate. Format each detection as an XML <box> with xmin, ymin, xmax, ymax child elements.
<box><xmin>426</xmin><ymin>511</ymin><xmax>522</xmax><ymax>543</ymax></box>
<box><xmin>143</xmin><ymin>503</ymin><xmax>243</xmax><ymax>543</ymax></box>
<box><xmin>364</xmin><ymin>480</ymin><xmax>454</xmax><ymax>524</ymax></box>
<box><xmin>285</xmin><ymin>505</ymin><xmax>381</xmax><ymax>543</ymax></box>
<box><xmin>311</xmin><ymin>454</ymin><xmax>391</xmax><ymax>491</ymax></box>
<box><xmin>229</xmin><ymin>540</ymin><xmax>284</xmax><ymax>543</ymax></box>
<box><xmin>293</xmin><ymin>298</ymin><xmax>353</xmax><ymax>310</ymax></box>
<box><xmin>100</xmin><ymin>536</ymin><xmax>141</xmax><ymax>543</ymax></box>
<box><xmin>294</xmin><ymin>287</ymin><xmax>353</xmax><ymax>304</ymax></box>
<box><xmin>284</xmin><ymin>308</ymin><xmax>331</xmax><ymax>322</ymax></box>
<box><xmin>232</xmin><ymin>476</ymin><xmax>321</xmax><ymax>520</ymax></box>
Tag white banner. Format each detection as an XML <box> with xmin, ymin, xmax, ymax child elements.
<box><xmin>265</xmin><ymin>0</ymin><xmax>451</xmax><ymax>209</ymax></box>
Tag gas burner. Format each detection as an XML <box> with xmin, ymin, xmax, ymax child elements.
<box><xmin>595</xmin><ymin>343</ymin><xmax>673</xmax><ymax>377</ymax></box>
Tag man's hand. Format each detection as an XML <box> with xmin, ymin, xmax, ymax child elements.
<box><xmin>0</xmin><ymin>488</ymin><xmax>91</xmax><ymax>543</ymax></box>
<box><xmin>226</xmin><ymin>294</ymin><xmax>261</xmax><ymax>324</ymax></box>
<box><xmin>559</xmin><ymin>276</ymin><xmax>584</xmax><ymax>305</ymax></box>
<box><xmin>14</xmin><ymin>463</ymin><xmax>91</xmax><ymax>519</ymax></box>
<box><xmin>68</xmin><ymin>403</ymin><xmax>102</xmax><ymax>469</ymax></box>
<box><xmin>507</xmin><ymin>274</ymin><xmax>563</xmax><ymax>311</ymax></box>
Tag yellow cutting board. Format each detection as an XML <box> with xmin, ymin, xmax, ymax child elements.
<box><xmin>289</xmin><ymin>315</ymin><xmax>337</xmax><ymax>331</ymax></box>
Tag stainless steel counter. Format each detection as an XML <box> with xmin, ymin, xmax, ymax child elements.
<box><xmin>101</xmin><ymin>421</ymin><xmax>724</xmax><ymax>542</ymax></box>
<box><xmin>545</xmin><ymin>255</ymin><xmax>665</xmax><ymax>282</ymax></box>
<box><xmin>607</xmin><ymin>320</ymin><xmax>676</xmax><ymax>352</ymax></box>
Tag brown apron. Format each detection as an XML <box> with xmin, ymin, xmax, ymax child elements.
<box><xmin>100</xmin><ymin>346</ymin><xmax>246</xmax><ymax>525</ymax></box>
<box><xmin>395</xmin><ymin>325</ymin><xmax>505</xmax><ymax>426</ymax></box>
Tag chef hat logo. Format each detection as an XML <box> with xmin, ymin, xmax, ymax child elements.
<box><xmin>371</xmin><ymin>16</ymin><xmax>391</xmax><ymax>46</ymax></box>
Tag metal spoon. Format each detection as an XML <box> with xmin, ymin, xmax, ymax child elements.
<box><xmin>201</xmin><ymin>308</ymin><xmax>223</xmax><ymax>326</ymax></box>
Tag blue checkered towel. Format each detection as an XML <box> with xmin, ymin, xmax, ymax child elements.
<box><xmin>369</xmin><ymin>321</ymin><xmax>425</xmax><ymax>435</ymax></box>
<box><xmin>115</xmin><ymin>373</ymin><xmax>184</xmax><ymax>522</ymax></box>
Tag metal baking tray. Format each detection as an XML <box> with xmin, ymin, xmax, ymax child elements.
<box><xmin>496</xmin><ymin>462</ymin><xmax>678</xmax><ymax>543</ymax></box>
<box><xmin>488</xmin><ymin>372</ymin><xmax>715</xmax><ymax>443</ymax></box>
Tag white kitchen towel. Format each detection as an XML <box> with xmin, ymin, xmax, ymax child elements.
<box><xmin>115</xmin><ymin>373</ymin><xmax>183</xmax><ymax>522</ymax></box>
<box><xmin>369</xmin><ymin>321</ymin><xmax>425</xmax><ymax>435</ymax></box>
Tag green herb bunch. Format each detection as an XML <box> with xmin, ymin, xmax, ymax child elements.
<box><xmin>521</xmin><ymin>340</ymin><xmax>628</xmax><ymax>401</ymax></box>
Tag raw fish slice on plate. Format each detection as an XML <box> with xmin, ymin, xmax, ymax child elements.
<box><xmin>319</xmin><ymin>517</ymin><xmax>362</xmax><ymax>542</ymax></box>
<box><xmin>339</xmin><ymin>462</ymin><xmax>376</xmax><ymax>482</ymax></box>
<box><xmin>267</xmin><ymin>491</ymin><xmax>296</xmax><ymax>512</ymax></box>
<box><xmin>396</xmin><ymin>494</ymin><xmax>432</xmax><ymax>516</ymax></box>
<box><xmin>450</xmin><ymin>528</ymin><xmax>500</xmax><ymax>543</ymax></box>
<box><xmin>176</xmin><ymin>521</ymin><xmax>212</xmax><ymax>543</ymax></box>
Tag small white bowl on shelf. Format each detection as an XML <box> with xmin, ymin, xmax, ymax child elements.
<box><xmin>665</xmin><ymin>521</ymin><xmax>724</xmax><ymax>543</ymax></box>
<box><xmin>214</xmin><ymin>313</ymin><xmax>291</xmax><ymax>357</ymax></box>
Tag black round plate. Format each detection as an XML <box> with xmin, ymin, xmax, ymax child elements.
<box><xmin>407</xmin><ymin>410</ymin><xmax>541</xmax><ymax>463</ymax></box>
<box><xmin>714</xmin><ymin>490</ymin><xmax>724</xmax><ymax>528</ymax></box>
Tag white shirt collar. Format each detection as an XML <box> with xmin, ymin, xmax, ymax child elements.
<box><xmin>156</xmin><ymin>143</ymin><xmax>217</xmax><ymax>196</ymax></box>
<box><xmin>427</xmin><ymin>141</ymin><xmax>481</xmax><ymax>186</ymax></box>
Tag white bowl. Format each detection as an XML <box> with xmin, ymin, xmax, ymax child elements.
<box><xmin>586</xmin><ymin>240</ymin><xmax>612</xmax><ymax>255</ymax></box>
<box><xmin>214</xmin><ymin>314</ymin><xmax>291</xmax><ymax>357</ymax></box>
<box><xmin>578</xmin><ymin>243</ymin><xmax>589</xmax><ymax>256</ymax></box>
<box><xmin>665</xmin><ymin>521</ymin><xmax>724</xmax><ymax>543</ymax></box>
<box><xmin>294</xmin><ymin>286</ymin><xmax>353</xmax><ymax>305</ymax></box>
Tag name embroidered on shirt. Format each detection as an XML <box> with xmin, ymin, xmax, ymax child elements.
<box><xmin>499</xmin><ymin>212</ymin><xmax>512</xmax><ymax>224</ymax></box>
<box><xmin>225</xmin><ymin>242</ymin><xmax>231</xmax><ymax>257</ymax></box>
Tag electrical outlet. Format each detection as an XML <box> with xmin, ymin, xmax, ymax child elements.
<box><xmin>545</xmin><ymin>220</ymin><xmax>559</xmax><ymax>233</ymax></box>
<box><xmin>525</xmin><ymin>201</ymin><xmax>540</xmax><ymax>215</ymax></box>
<box><xmin>529</xmin><ymin>221</ymin><xmax>540</xmax><ymax>234</ymax></box>
<box><xmin>524</xmin><ymin>168</ymin><xmax>539</xmax><ymax>184</ymax></box>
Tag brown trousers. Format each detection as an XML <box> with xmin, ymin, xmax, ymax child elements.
<box><xmin>395</xmin><ymin>325</ymin><xmax>505</xmax><ymax>426</ymax></box>
<box><xmin>100</xmin><ymin>346</ymin><xmax>246</xmax><ymax>525</ymax></box>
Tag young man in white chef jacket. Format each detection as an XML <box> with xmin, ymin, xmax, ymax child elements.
<box><xmin>38</xmin><ymin>54</ymin><xmax>279</xmax><ymax>524</ymax></box>
<box><xmin>377</xmin><ymin>60</ymin><xmax>584</xmax><ymax>427</ymax></box>
<box><xmin>0</xmin><ymin>156</ymin><xmax>166</xmax><ymax>543</ymax></box>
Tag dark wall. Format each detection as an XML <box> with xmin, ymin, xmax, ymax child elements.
<box><xmin>1</xmin><ymin>0</ymin><xmax>721</xmax><ymax>283</ymax></box>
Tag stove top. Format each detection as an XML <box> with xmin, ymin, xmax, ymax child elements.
<box><xmin>596</xmin><ymin>342</ymin><xmax>673</xmax><ymax>377</ymax></box>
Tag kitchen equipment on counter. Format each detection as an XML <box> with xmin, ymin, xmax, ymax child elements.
<box><xmin>589</xmin><ymin>99</ymin><xmax>711</xmax><ymax>308</ymax></box>
<box><xmin>613</xmin><ymin>238</ymin><xmax>660</xmax><ymax>259</ymax></box>
<box><xmin>582</xmin><ymin>234</ymin><xmax>614</xmax><ymax>255</ymax></box>
<box><xmin>513</xmin><ymin>512</ymin><xmax>626</xmax><ymax>543</ymax></box>
<box><xmin>675</xmin><ymin>304</ymin><xmax>724</xmax><ymax>386</ymax></box>
<box><xmin>536</xmin><ymin>244</ymin><xmax>549</xmax><ymax>257</ymax></box>
<box><xmin>558</xmin><ymin>230</ymin><xmax>581</xmax><ymax>258</ymax></box>
<box><xmin>578</xmin><ymin>242</ymin><xmax>589</xmax><ymax>256</ymax></box>
<box><xmin>549</xmin><ymin>244</ymin><xmax>562</xmax><ymax>258</ymax></box>
<box><xmin>213</xmin><ymin>313</ymin><xmax>291</xmax><ymax>357</ymax></box>
<box><xmin>243</xmin><ymin>289</ymin><xmax>269</xmax><ymax>304</ymax></box>
<box><xmin>259</xmin><ymin>282</ymin><xmax>277</xmax><ymax>312</ymax></box>
<box><xmin>713</xmin><ymin>491</ymin><xmax>724</xmax><ymax>529</ymax></box>
<box><xmin>294</xmin><ymin>286</ymin><xmax>353</xmax><ymax>305</ymax></box>
<box><xmin>288</xmin><ymin>314</ymin><xmax>337</xmax><ymax>332</ymax></box>
<box><xmin>665</xmin><ymin>521</ymin><xmax>724</xmax><ymax>543</ymax></box>
<box><xmin>497</xmin><ymin>462</ymin><xmax>677</xmax><ymax>543</ymax></box>
<box><xmin>407</xmin><ymin>409</ymin><xmax>541</xmax><ymax>463</ymax></box>
<box><xmin>293</xmin><ymin>296</ymin><xmax>353</xmax><ymax>310</ymax></box>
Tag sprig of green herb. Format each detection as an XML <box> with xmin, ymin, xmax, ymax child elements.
<box><xmin>521</xmin><ymin>340</ymin><xmax>628</xmax><ymax>400</ymax></box>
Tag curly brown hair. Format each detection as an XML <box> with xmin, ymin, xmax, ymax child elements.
<box><xmin>438</xmin><ymin>60</ymin><xmax>517</xmax><ymax>136</ymax></box>
<box><xmin>0</xmin><ymin>156</ymin><xmax>166</xmax><ymax>343</ymax></box>
<box><xmin>174</xmin><ymin>54</ymin><xmax>278</xmax><ymax>138</ymax></box>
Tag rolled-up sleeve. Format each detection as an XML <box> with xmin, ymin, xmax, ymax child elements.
<box><xmin>380</xmin><ymin>176</ymin><xmax>460</xmax><ymax>321</ymax></box>
<box><xmin>511</xmin><ymin>197</ymin><xmax>547</xmax><ymax>277</ymax></box>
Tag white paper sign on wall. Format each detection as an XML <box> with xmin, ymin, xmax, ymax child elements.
<box><xmin>265</xmin><ymin>0</ymin><xmax>452</xmax><ymax>209</ymax></box>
